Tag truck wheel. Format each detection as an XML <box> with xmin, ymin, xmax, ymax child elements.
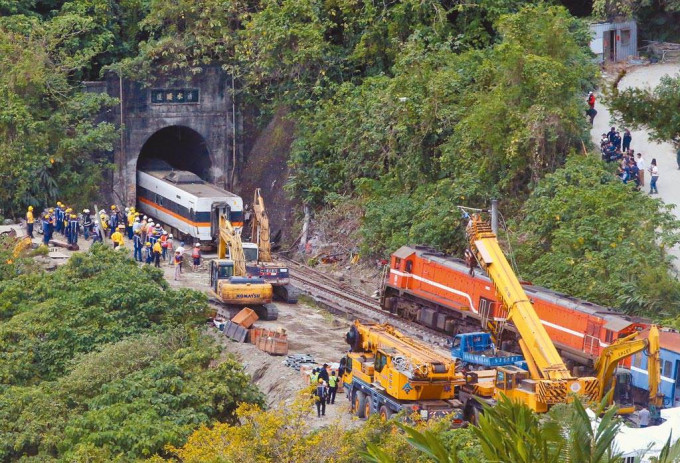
<box><xmin>364</xmin><ymin>396</ymin><xmax>373</xmax><ymax>419</ymax></box>
<box><xmin>354</xmin><ymin>392</ymin><xmax>367</xmax><ymax>419</ymax></box>
<box><xmin>379</xmin><ymin>405</ymin><xmax>392</xmax><ymax>420</ymax></box>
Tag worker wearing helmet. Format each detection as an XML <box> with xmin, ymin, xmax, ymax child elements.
<box><xmin>133</xmin><ymin>229</ymin><xmax>143</xmax><ymax>262</ymax></box>
<box><xmin>91</xmin><ymin>220</ymin><xmax>102</xmax><ymax>243</ymax></box>
<box><xmin>126</xmin><ymin>208</ymin><xmax>135</xmax><ymax>239</ymax></box>
<box><xmin>82</xmin><ymin>209</ymin><xmax>92</xmax><ymax>240</ymax></box>
<box><xmin>111</xmin><ymin>225</ymin><xmax>125</xmax><ymax>249</ymax></box>
<box><xmin>192</xmin><ymin>243</ymin><xmax>201</xmax><ymax>270</ymax></box>
<box><xmin>63</xmin><ymin>208</ymin><xmax>72</xmax><ymax>238</ymax></box>
<box><xmin>315</xmin><ymin>379</ymin><xmax>328</xmax><ymax>417</ymax></box>
<box><xmin>144</xmin><ymin>241</ymin><xmax>153</xmax><ymax>264</ymax></box>
<box><xmin>41</xmin><ymin>213</ymin><xmax>51</xmax><ymax>246</ymax></box>
<box><xmin>68</xmin><ymin>213</ymin><xmax>80</xmax><ymax>245</ymax></box>
<box><xmin>26</xmin><ymin>205</ymin><xmax>34</xmax><ymax>238</ymax></box>
<box><xmin>56</xmin><ymin>203</ymin><xmax>65</xmax><ymax>235</ymax></box>
<box><xmin>152</xmin><ymin>239</ymin><xmax>162</xmax><ymax>268</ymax></box>
<box><xmin>109</xmin><ymin>207</ymin><xmax>118</xmax><ymax>236</ymax></box>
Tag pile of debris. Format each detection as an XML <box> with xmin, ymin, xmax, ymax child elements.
<box><xmin>283</xmin><ymin>353</ymin><xmax>316</xmax><ymax>370</ymax></box>
<box><xmin>216</xmin><ymin>308</ymin><xmax>289</xmax><ymax>355</ymax></box>
<box><xmin>645</xmin><ymin>41</ymin><xmax>680</xmax><ymax>62</ymax></box>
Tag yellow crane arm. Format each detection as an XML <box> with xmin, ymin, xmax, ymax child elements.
<box><xmin>647</xmin><ymin>325</ymin><xmax>663</xmax><ymax>407</ymax></box>
<box><xmin>218</xmin><ymin>214</ymin><xmax>246</xmax><ymax>276</ymax></box>
<box><xmin>467</xmin><ymin>215</ymin><xmax>572</xmax><ymax>381</ymax></box>
<box><xmin>251</xmin><ymin>188</ymin><xmax>272</xmax><ymax>263</ymax></box>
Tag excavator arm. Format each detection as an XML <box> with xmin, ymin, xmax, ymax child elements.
<box><xmin>595</xmin><ymin>326</ymin><xmax>660</xmax><ymax>406</ymax></box>
<box><xmin>251</xmin><ymin>188</ymin><xmax>271</xmax><ymax>262</ymax></box>
<box><xmin>218</xmin><ymin>214</ymin><xmax>246</xmax><ymax>276</ymax></box>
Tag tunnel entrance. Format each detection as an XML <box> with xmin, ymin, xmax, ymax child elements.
<box><xmin>137</xmin><ymin>126</ymin><xmax>211</xmax><ymax>180</ymax></box>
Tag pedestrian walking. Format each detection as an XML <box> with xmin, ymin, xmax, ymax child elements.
<box><xmin>327</xmin><ymin>371</ymin><xmax>338</xmax><ymax>405</ymax></box>
<box><xmin>26</xmin><ymin>206</ymin><xmax>34</xmax><ymax>238</ymax></box>
<box><xmin>314</xmin><ymin>379</ymin><xmax>328</xmax><ymax>417</ymax></box>
<box><xmin>173</xmin><ymin>250</ymin><xmax>182</xmax><ymax>280</ymax></box>
<box><xmin>649</xmin><ymin>158</ymin><xmax>659</xmax><ymax>194</ymax></box>
<box><xmin>192</xmin><ymin>243</ymin><xmax>201</xmax><ymax>270</ymax></box>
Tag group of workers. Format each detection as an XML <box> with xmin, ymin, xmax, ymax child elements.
<box><xmin>25</xmin><ymin>202</ymin><xmax>203</xmax><ymax>278</ymax></box>
<box><xmin>310</xmin><ymin>364</ymin><xmax>339</xmax><ymax>418</ymax></box>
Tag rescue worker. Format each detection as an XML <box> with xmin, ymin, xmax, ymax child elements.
<box><xmin>54</xmin><ymin>202</ymin><xmax>63</xmax><ymax>234</ymax></box>
<box><xmin>192</xmin><ymin>243</ymin><xmax>201</xmax><ymax>270</ymax></box>
<box><xmin>160</xmin><ymin>231</ymin><xmax>169</xmax><ymax>261</ymax></box>
<box><xmin>26</xmin><ymin>206</ymin><xmax>34</xmax><ymax>238</ymax></box>
<box><xmin>166</xmin><ymin>234</ymin><xmax>174</xmax><ymax>266</ymax></box>
<box><xmin>132</xmin><ymin>216</ymin><xmax>142</xmax><ymax>236</ymax></box>
<box><xmin>68</xmin><ymin>213</ymin><xmax>80</xmax><ymax>245</ymax></box>
<box><xmin>318</xmin><ymin>363</ymin><xmax>329</xmax><ymax>383</ymax></box>
<box><xmin>148</xmin><ymin>223</ymin><xmax>158</xmax><ymax>247</ymax></box>
<box><xmin>109</xmin><ymin>205</ymin><xmax>118</xmax><ymax>237</ymax></box>
<box><xmin>41</xmin><ymin>213</ymin><xmax>51</xmax><ymax>245</ymax></box>
<box><xmin>133</xmin><ymin>229</ymin><xmax>143</xmax><ymax>262</ymax></box>
<box><xmin>315</xmin><ymin>379</ymin><xmax>328</xmax><ymax>417</ymax></box>
<box><xmin>140</xmin><ymin>216</ymin><xmax>148</xmax><ymax>244</ymax></box>
<box><xmin>63</xmin><ymin>208</ymin><xmax>72</xmax><ymax>239</ymax></box>
<box><xmin>47</xmin><ymin>209</ymin><xmax>55</xmax><ymax>241</ymax></box>
<box><xmin>92</xmin><ymin>221</ymin><xmax>103</xmax><ymax>243</ymax></box>
<box><xmin>310</xmin><ymin>368</ymin><xmax>319</xmax><ymax>386</ymax></box>
<box><xmin>100</xmin><ymin>214</ymin><xmax>109</xmax><ymax>237</ymax></box>
<box><xmin>327</xmin><ymin>370</ymin><xmax>338</xmax><ymax>405</ymax></box>
<box><xmin>152</xmin><ymin>239</ymin><xmax>162</xmax><ymax>268</ymax></box>
<box><xmin>126</xmin><ymin>207</ymin><xmax>135</xmax><ymax>239</ymax></box>
<box><xmin>111</xmin><ymin>224</ymin><xmax>125</xmax><ymax>249</ymax></box>
<box><xmin>82</xmin><ymin>209</ymin><xmax>92</xmax><ymax>240</ymax></box>
<box><xmin>143</xmin><ymin>241</ymin><xmax>153</xmax><ymax>264</ymax></box>
<box><xmin>173</xmin><ymin>250</ymin><xmax>182</xmax><ymax>280</ymax></box>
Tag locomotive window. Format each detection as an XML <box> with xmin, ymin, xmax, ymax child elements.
<box><xmin>405</xmin><ymin>260</ymin><xmax>413</xmax><ymax>273</ymax></box>
<box><xmin>395</xmin><ymin>258</ymin><xmax>401</xmax><ymax>268</ymax></box>
<box><xmin>605</xmin><ymin>330</ymin><xmax>613</xmax><ymax>343</ymax></box>
<box><xmin>664</xmin><ymin>360</ymin><xmax>673</xmax><ymax>378</ymax></box>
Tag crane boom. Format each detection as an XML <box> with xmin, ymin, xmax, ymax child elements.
<box><xmin>465</xmin><ymin>213</ymin><xmax>597</xmax><ymax>409</ymax></box>
<box><xmin>218</xmin><ymin>214</ymin><xmax>246</xmax><ymax>276</ymax></box>
<box><xmin>467</xmin><ymin>215</ymin><xmax>571</xmax><ymax>380</ymax></box>
<box><xmin>252</xmin><ymin>188</ymin><xmax>271</xmax><ymax>262</ymax></box>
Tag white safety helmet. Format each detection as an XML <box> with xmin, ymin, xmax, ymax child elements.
<box><xmin>169</xmin><ymin>234</ymin><xmax>173</xmax><ymax>238</ymax></box>
<box><xmin>125</xmin><ymin>207</ymin><xmax>130</xmax><ymax>212</ymax></box>
<box><xmin>143</xmin><ymin>215</ymin><xmax>147</xmax><ymax>220</ymax></box>
<box><xmin>83</xmin><ymin>209</ymin><xmax>90</xmax><ymax>214</ymax></box>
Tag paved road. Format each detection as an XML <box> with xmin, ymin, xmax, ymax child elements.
<box><xmin>590</xmin><ymin>63</ymin><xmax>680</xmax><ymax>265</ymax></box>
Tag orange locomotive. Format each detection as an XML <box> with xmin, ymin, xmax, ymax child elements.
<box><xmin>380</xmin><ymin>245</ymin><xmax>648</xmax><ymax>367</ymax></box>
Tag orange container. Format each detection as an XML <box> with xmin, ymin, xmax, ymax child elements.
<box><xmin>231</xmin><ymin>308</ymin><xmax>259</xmax><ymax>329</ymax></box>
<box><xmin>256</xmin><ymin>329</ymin><xmax>289</xmax><ymax>355</ymax></box>
<box><xmin>250</xmin><ymin>327</ymin><xmax>264</xmax><ymax>345</ymax></box>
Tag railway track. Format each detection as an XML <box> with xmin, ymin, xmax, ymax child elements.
<box><xmin>279</xmin><ymin>256</ymin><xmax>451</xmax><ymax>348</ymax></box>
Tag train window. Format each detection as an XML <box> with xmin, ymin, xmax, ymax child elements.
<box><xmin>664</xmin><ymin>360</ymin><xmax>673</xmax><ymax>378</ymax></box>
<box><xmin>633</xmin><ymin>353</ymin><xmax>642</xmax><ymax>368</ymax></box>
<box><xmin>394</xmin><ymin>258</ymin><xmax>401</xmax><ymax>268</ymax></box>
<box><xmin>605</xmin><ymin>330</ymin><xmax>613</xmax><ymax>343</ymax></box>
<box><xmin>405</xmin><ymin>260</ymin><xmax>413</xmax><ymax>273</ymax></box>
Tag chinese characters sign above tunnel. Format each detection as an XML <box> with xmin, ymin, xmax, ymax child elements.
<box><xmin>151</xmin><ymin>89</ymin><xmax>199</xmax><ymax>104</ymax></box>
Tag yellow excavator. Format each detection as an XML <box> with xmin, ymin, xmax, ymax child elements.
<box><xmin>463</xmin><ymin>212</ymin><xmax>599</xmax><ymax>412</ymax></box>
<box><xmin>250</xmin><ymin>188</ymin><xmax>298</xmax><ymax>303</ymax></box>
<box><xmin>209</xmin><ymin>214</ymin><xmax>277</xmax><ymax>320</ymax></box>
<box><xmin>595</xmin><ymin>325</ymin><xmax>663</xmax><ymax>417</ymax></box>
<box><xmin>341</xmin><ymin>320</ymin><xmax>466</xmax><ymax>422</ymax></box>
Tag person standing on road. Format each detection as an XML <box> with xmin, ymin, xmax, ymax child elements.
<box><xmin>649</xmin><ymin>158</ymin><xmax>659</xmax><ymax>194</ymax></box>
<box><xmin>638</xmin><ymin>406</ymin><xmax>650</xmax><ymax>428</ymax></box>
<box><xmin>622</xmin><ymin>129</ymin><xmax>632</xmax><ymax>152</ymax></box>
<box><xmin>173</xmin><ymin>250</ymin><xmax>182</xmax><ymax>280</ymax></box>
<box><xmin>68</xmin><ymin>214</ymin><xmax>80</xmax><ymax>245</ymax></box>
<box><xmin>318</xmin><ymin>364</ymin><xmax>329</xmax><ymax>384</ymax></box>
<box><xmin>327</xmin><ymin>371</ymin><xmax>338</xmax><ymax>405</ymax></box>
<box><xmin>315</xmin><ymin>379</ymin><xmax>328</xmax><ymax>417</ymax></box>
<box><xmin>26</xmin><ymin>206</ymin><xmax>34</xmax><ymax>238</ymax></box>
<box><xmin>152</xmin><ymin>240</ymin><xmax>162</xmax><ymax>268</ymax></box>
<box><xmin>133</xmin><ymin>229</ymin><xmax>143</xmax><ymax>262</ymax></box>
<box><xmin>192</xmin><ymin>243</ymin><xmax>201</xmax><ymax>270</ymax></box>
<box><xmin>111</xmin><ymin>225</ymin><xmax>125</xmax><ymax>249</ymax></box>
<box><xmin>587</xmin><ymin>91</ymin><xmax>596</xmax><ymax>109</ymax></box>
<box><xmin>176</xmin><ymin>241</ymin><xmax>185</xmax><ymax>273</ymax></box>
<box><xmin>636</xmin><ymin>153</ymin><xmax>646</xmax><ymax>187</ymax></box>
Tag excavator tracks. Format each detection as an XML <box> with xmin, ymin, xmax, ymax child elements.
<box><xmin>279</xmin><ymin>256</ymin><xmax>451</xmax><ymax>349</ymax></box>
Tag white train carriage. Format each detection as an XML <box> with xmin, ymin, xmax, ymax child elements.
<box><xmin>136</xmin><ymin>168</ymin><xmax>243</xmax><ymax>243</ymax></box>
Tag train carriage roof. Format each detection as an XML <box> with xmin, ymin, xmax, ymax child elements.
<box><xmin>639</xmin><ymin>328</ymin><xmax>680</xmax><ymax>353</ymax></box>
<box><xmin>140</xmin><ymin>169</ymin><xmax>240</xmax><ymax>199</ymax></box>
<box><xmin>402</xmin><ymin>245</ymin><xmax>641</xmax><ymax>328</ymax></box>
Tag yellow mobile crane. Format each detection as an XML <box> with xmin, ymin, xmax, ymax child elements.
<box><xmin>209</xmin><ymin>214</ymin><xmax>277</xmax><ymax>320</ymax></box>
<box><xmin>250</xmin><ymin>188</ymin><xmax>298</xmax><ymax>303</ymax></box>
<box><xmin>464</xmin><ymin>213</ymin><xmax>598</xmax><ymax>412</ymax></box>
<box><xmin>341</xmin><ymin>321</ymin><xmax>466</xmax><ymax>421</ymax></box>
<box><xmin>595</xmin><ymin>325</ymin><xmax>663</xmax><ymax>416</ymax></box>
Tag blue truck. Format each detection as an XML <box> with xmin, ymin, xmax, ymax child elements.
<box><xmin>451</xmin><ymin>332</ymin><xmax>524</xmax><ymax>368</ymax></box>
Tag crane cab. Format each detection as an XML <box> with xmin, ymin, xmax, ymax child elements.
<box><xmin>493</xmin><ymin>365</ymin><xmax>548</xmax><ymax>412</ymax></box>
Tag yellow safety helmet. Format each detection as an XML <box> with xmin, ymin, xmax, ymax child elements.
<box><xmin>145</xmin><ymin>242</ymin><xmax>151</xmax><ymax>246</ymax></box>
<box><xmin>49</xmin><ymin>208</ymin><xmax>54</xmax><ymax>213</ymax></box>
<box><xmin>111</xmin><ymin>205</ymin><xmax>116</xmax><ymax>210</ymax></box>
<box><xmin>28</xmin><ymin>206</ymin><xmax>33</xmax><ymax>211</ymax></box>
<box><xmin>71</xmin><ymin>214</ymin><xmax>77</xmax><ymax>218</ymax></box>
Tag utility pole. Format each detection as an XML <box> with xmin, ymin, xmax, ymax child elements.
<box><xmin>491</xmin><ymin>199</ymin><xmax>499</xmax><ymax>234</ymax></box>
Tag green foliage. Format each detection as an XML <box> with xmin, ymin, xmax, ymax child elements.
<box><xmin>513</xmin><ymin>154</ymin><xmax>680</xmax><ymax>316</ymax></box>
<box><xmin>0</xmin><ymin>247</ymin><xmax>264</xmax><ymax>461</ymax></box>
<box><xmin>608</xmin><ymin>72</ymin><xmax>680</xmax><ymax>147</ymax></box>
